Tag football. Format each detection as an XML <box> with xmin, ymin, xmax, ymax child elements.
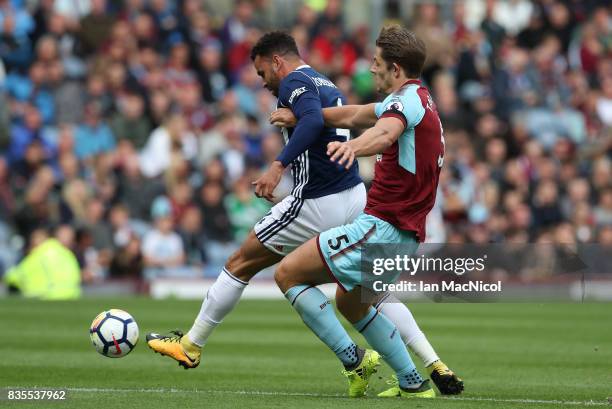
<box><xmin>89</xmin><ymin>309</ymin><xmax>139</xmax><ymax>358</ymax></box>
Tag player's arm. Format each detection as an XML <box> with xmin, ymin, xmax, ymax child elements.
<box><xmin>328</xmin><ymin>116</ymin><xmax>404</xmax><ymax>169</ymax></box>
<box><xmin>270</xmin><ymin>103</ymin><xmax>377</xmax><ymax>129</ymax></box>
<box><xmin>275</xmin><ymin>87</ymin><xmax>324</xmax><ymax>167</ymax></box>
<box><xmin>322</xmin><ymin>104</ymin><xmax>378</xmax><ymax>128</ymax></box>
<box><xmin>253</xmin><ymin>78</ymin><xmax>323</xmax><ymax>201</ymax></box>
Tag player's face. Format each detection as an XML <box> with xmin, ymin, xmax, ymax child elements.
<box><xmin>370</xmin><ymin>47</ymin><xmax>394</xmax><ymax>94</ymax></box>
<box><xmin>254</xmin><ymin>55</ymin><xmax>281</xmax><ymax>97</ymax></box>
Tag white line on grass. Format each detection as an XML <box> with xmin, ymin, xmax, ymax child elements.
<box><xmin>7</xmin><ymin>386</ymin><xmax>607</xmax><ymax>407</ymax></box>
<box><xmin>442</xmin><ymin>396</ymin><xmax>607</xmax><ymax>407</ymax></box>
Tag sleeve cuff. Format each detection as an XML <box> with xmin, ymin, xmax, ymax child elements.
<box><xmin>380</xmin><ymin>110</ymin><xmax>407</xmax><ymax>129</ymax></box>
<box><xmin>276</xmin><ymin>155</ymin><xmax>291</xmax><ymax>167</ymax></box>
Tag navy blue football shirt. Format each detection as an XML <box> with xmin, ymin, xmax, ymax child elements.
<box><xmin>275</xmin><ymin>65</ymin><xmax>362</xmax><ymax>199</ymax></box>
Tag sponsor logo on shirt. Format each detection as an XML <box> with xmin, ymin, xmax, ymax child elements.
<box><xmin>289</xmin><ymin>86</ymin><xmax>307</xmax><ymax>104</ymax></box>
<box><xmin>384</xmin><ymin>99</ymin><xmax>404</xmax><ymax>112</ymax></box>
<box><xmin>311</xmin><ymin>77</ymin><xmax>336</xmax><ymax>88</ymax></box>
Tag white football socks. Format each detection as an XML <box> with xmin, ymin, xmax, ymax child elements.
<box><xmin>187</xmin><ymin>268</ymin><xmax>248</xmax><ymax>347</ymax></box>
<box><xmin>376</xmin><ymin>295</ymin><xmax>440</xmax><ymax>367</ymax></box>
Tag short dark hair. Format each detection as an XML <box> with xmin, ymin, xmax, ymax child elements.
<box><xmin>250</xmin><ymin>31</ymin><xmax>299</xmax><ymax>61</ymax></box>
<box><xmin>375</xmin><ymin>25</ymin><xmax>426</xmax><ymax>78</ymax></box>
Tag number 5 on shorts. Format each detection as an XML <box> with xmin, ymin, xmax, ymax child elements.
<box><xmin>327</xmin><ymin>234</ymin><xmax>349</xmax><ymax>250</ymax></box>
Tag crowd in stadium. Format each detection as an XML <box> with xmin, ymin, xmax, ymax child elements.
<box><xmin>0</xmin><ymin>0</ymin><xmax>611</xmax><ymax>282</ymax></box>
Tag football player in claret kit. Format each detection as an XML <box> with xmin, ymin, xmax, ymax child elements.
<box><xmin>272</xmin><ymin>25</ymin><xmax>458</xmax><ymax>398</ymax></box>
<box><xmin>147</xmin><ymin>30</ymin><xmax>462</xmax><ymax>397</ymax></box>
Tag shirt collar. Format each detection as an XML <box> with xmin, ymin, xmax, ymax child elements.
<box><xmin>402</xmin><ymin>79</ymin><xmax>421</xmax><ymax>86</ymax></box>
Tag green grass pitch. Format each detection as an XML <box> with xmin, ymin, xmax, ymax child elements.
<box><xmin>1</xmin><ymin>298</ymin><xmax>610</xmax><ymax>408</ymax></box>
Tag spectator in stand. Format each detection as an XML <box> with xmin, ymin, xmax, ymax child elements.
<box><xmin>142</xmin><ymin>196</ymin><xmax>185</xmax><ymax>278</ymax></box>
<box><xmin>594</xmin><ymin>188</ymin><xmax>612</xmax><ymax>226</ymax></box>
<box><xmin>177</xmin><ymin>205</ymin><xmax>206</xmax><ymax>266</ymax></box>
<box><xmin>197</xmin><ymin>181</ymin><xmax>234</xmax><ymax>276</ymax></box>
<box><xmin>196</xmin><ymin>39</ymin><xmax>228</xmax><ymax>103</ymax></box>
<box><xmin>110</xmin><ymin>92</ymin><xmax>151</xmax><ymax>150</ymax></box>
<box><xmin>7</xmin><ymin>104</ymin><xmax>53</xmax><ymax>165</ymax></box>
<box><xmin>0</xmin><ymin>0</ymin><xmax>35</xmax><ymax>69</ymax></box>
<box><xmin>412</xmin><ymin>2</ymin><xmax>455</xmax><ymax>84</ymax></box>
<box><xmin>74</xmin><ymin>101</ymin><xmax>116</xmax><ymax>160</ymax></box>
<box><xmin>225</xmin><ymin>175</ymin><xmax>270</xmax><ymax>242</ymax></box>
<box><xmin>117</xmin><ymin>153</ymin><xmax>165</xmax><ymax>221</ymax></box>
<box><xmin>109</xmin><ymin>232</ymin><xmax>143</xmax><ymax>278</ymax></box>
<box><xmin>139</xmin><ymin>112</ymin><xmax>197</xmax><ymax>178</ymax></box>
<box><xmin>78</xmin><ymin>0</ymin><xmax>114</xmax><ymax>57</ymax></box>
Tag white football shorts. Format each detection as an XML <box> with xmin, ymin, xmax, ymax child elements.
<box><xmin>254</xmin><ymin>183</ymin><xmax>366</xmax><ymax>255</ymax></box>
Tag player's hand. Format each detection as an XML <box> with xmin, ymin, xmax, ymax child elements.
<box><xmin>252</xmin><ymin>161</ymin><xmax>284</xmax><ymax>202</ymax></box>
<box><xmin>327</xmin><ymin>141</ymin><xmax>355</xmax><ymax>170</ymax></box>
<box><xmin>270</xmin><ymin>108</ymin><xmax>297</xmax><ymax>128</ymax></box>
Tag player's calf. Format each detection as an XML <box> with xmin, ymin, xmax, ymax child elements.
<box><xmin>226</xmin><ymin>231</ymin><xmax>283</xmax><ymax>282</ymax></box>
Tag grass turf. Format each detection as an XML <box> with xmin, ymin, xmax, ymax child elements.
<box><xmin>0</xmin><ymin>298</ymin><xmax>610</xmax><ymax>408</ymax></box>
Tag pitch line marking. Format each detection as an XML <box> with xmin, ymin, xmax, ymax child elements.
<box><xmin>6</xmin><ymin>386</ymin><xmax>607</xmax><ymax>406</ymax></box>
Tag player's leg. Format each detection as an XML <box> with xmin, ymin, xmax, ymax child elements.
<box><xmin>275</xmin><ymin>237</ymin><xmax>380</xmax><ymax>397</ymax></box>
<box><xmin>335</xmin><ymin>287</ymin><xmax>434</xmax><ymax>398</ymax></box>
<box><xmin>147</xmin><ymin>231</ymin><xmax>282</xmax><ymax>368</ymax></box>
<box><xmin>185</xmin><ymin>231</ymin><xmax>282</xmax><ymax>346</ymax></box>
<box><xmin>372</xmin><ymin>293</ymin><xmax>438</xmax><ymax>365</ymax></box>
<box><xmin>147</xmin><ymin>195</ymin><xmax>300</xmax><ymax>368</ymax></box>
<box><xmin>180</xmin><ymin>195</ymin><xmax>312</xmax><ymax>354</ymax></box>
<box><xmin>319</xmin><ymin>213</ymin><xmax>435</xmax><ymax>397</ymax></box>
<box><xmin>373</xmin><ymin>294</ymin><xmax>464</xmax><ymax>394</ymax></box>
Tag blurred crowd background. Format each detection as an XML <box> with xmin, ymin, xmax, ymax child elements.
<box><xmin>0</xmin><ymin>0</ymin><xmax>611</xmax><ymax>289</ymax></box>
